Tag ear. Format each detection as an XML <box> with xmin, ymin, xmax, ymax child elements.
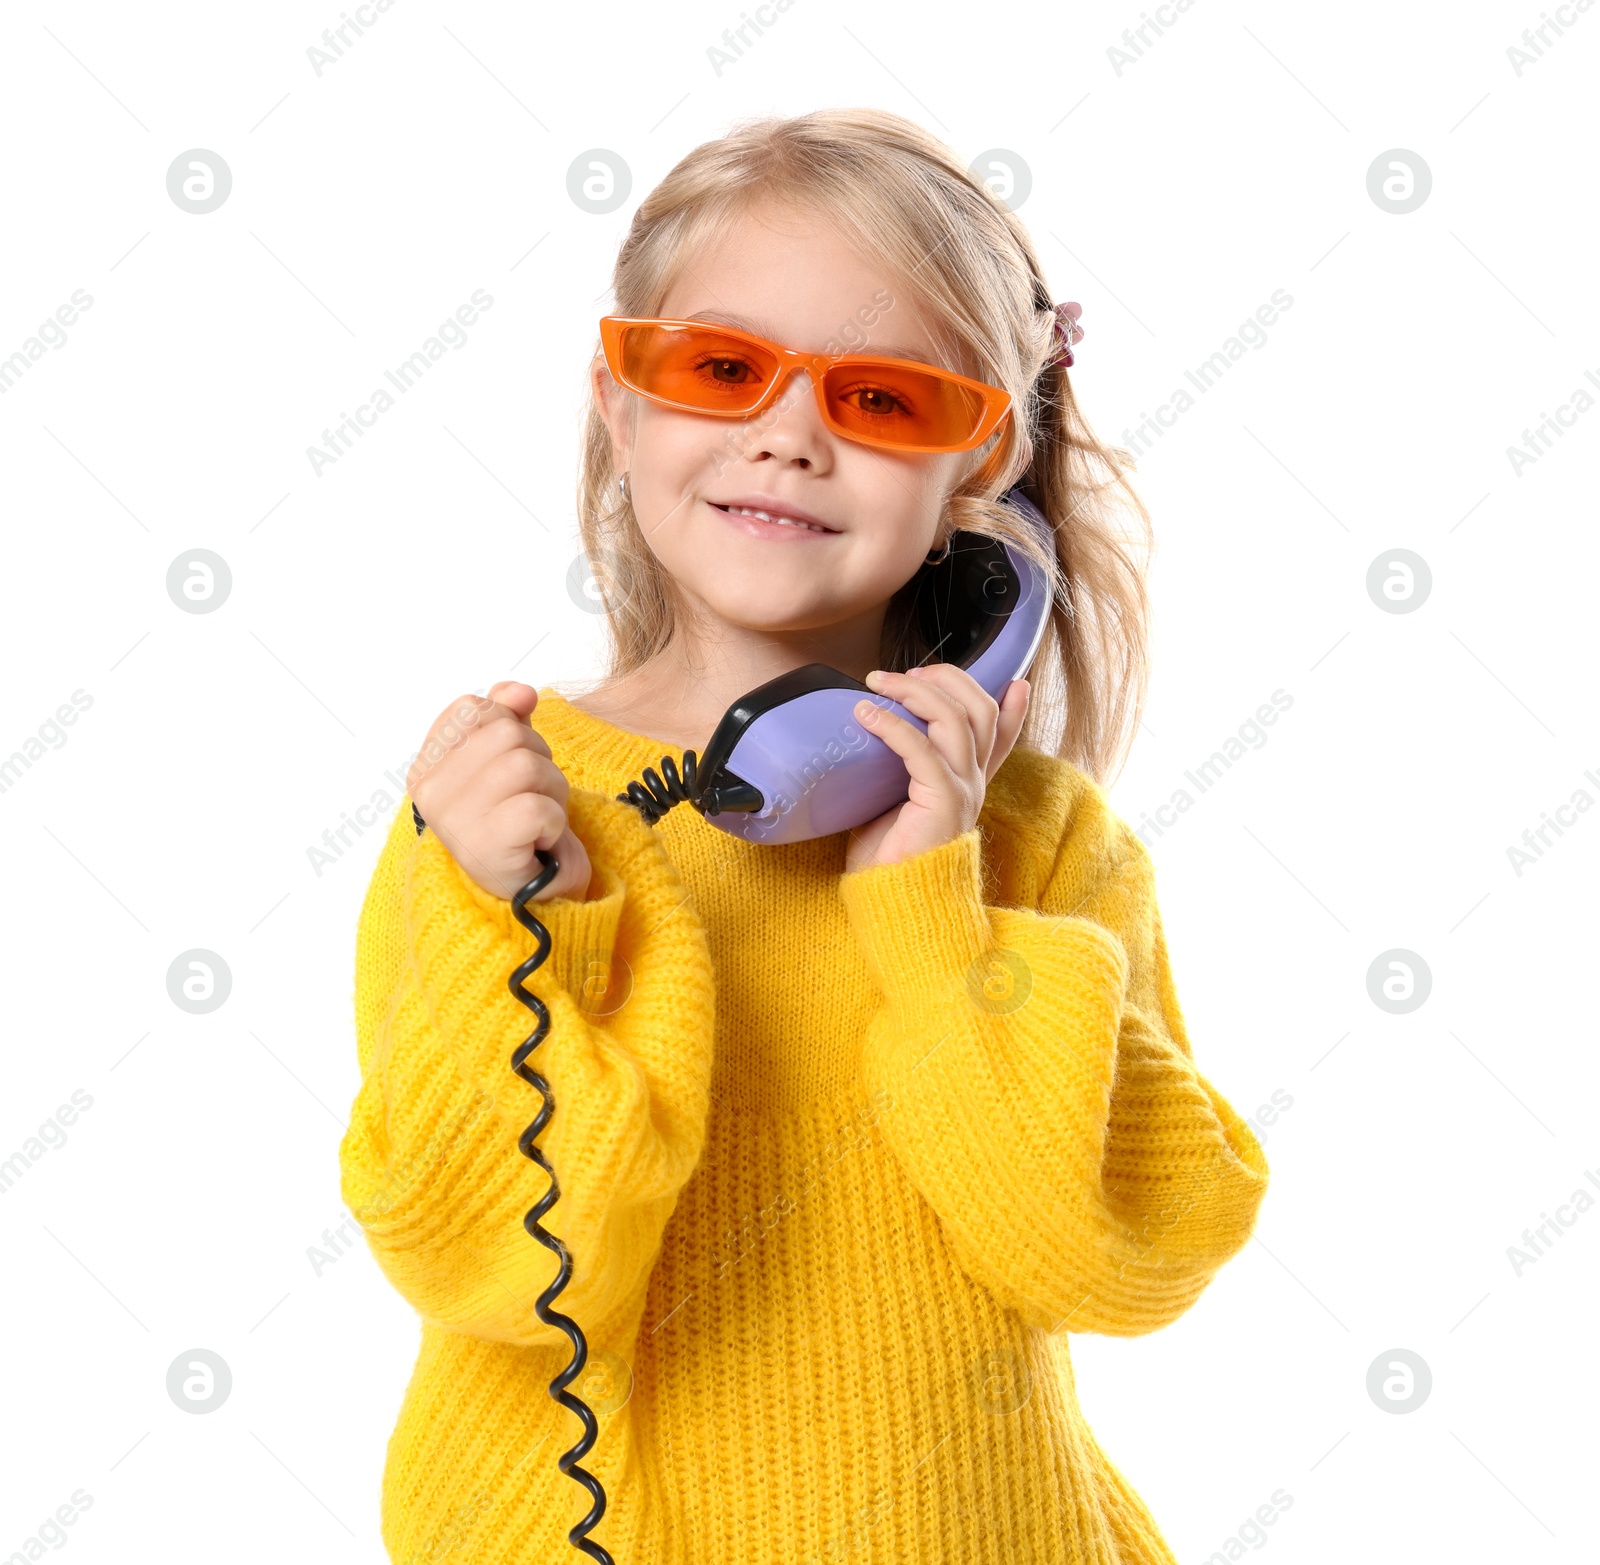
<box><xmin>591</xmin><ymin>356</ymin><xmax>633</xmax><ymax>474</ymax></box>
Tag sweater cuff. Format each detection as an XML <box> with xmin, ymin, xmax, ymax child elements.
<box><xmin>414</xmin><ymin>822</ymin><xmax>627</xmax><ymax>1007</ymax></box>
<box><xmin>838</xmin><ymin>828</ymin><xmax>994</xmax><ymax>1014</ymax></box>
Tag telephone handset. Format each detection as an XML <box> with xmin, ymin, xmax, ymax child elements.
<box><xmin>616</xmin><ymin>484</ymin><xmax>1056</xmax><ymax>841</ymax></box>
<box><xmin>410</xmin><ymin>483</ymin><xmax>1055</xmax><ymax>1561</ymax></box>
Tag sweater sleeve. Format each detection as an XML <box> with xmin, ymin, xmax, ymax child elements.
<box><xmin>836</xmin><ymin>803</ymin><xmax>1268</xmax><ymax>1338</ymax></box>
<box><xmin>339</xmin><ymin>786</ymin><xmax>715</xmax><ymax>1349</ymax></box>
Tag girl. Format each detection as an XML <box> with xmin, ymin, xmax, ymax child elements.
<box><xmin>342</xmin><ymin>108</ymin><xmax>1269</xmax><ymax>1564</ymax></box>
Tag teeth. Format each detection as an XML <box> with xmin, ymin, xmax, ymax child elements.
<box><xmin>725</xmin><ymin>504</ymin><xmax>830</xmax><ymax>534</ymax></box>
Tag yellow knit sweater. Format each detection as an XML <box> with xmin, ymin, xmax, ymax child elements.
<box><xmin>341</xmin><ymin>688</ymin><xmax>1269</xmax><ymax>1564</ymax></box>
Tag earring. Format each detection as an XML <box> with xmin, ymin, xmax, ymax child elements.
<box><xmin>618</xmin><ymin>472</ymin><xmax>631</xmax><ymax>502</ymax></box>
<box><xmin>924</xmin><ymin>537</ymin><xmax>950</xmax><ymax>565</ymax></box>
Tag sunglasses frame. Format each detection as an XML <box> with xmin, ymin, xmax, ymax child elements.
<box><xmin>598</xmin><ymin>316</ymin><xmax>1013</xmax><ymax>455</ymax></box>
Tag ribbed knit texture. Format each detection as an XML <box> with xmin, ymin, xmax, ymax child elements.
<box><xmin>341</xmin><ymin>688</ymin><xmax>1270</xmax><ymax>1563</ymax></box>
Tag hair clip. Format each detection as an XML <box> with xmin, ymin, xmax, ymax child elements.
<box><xmin>1046</xmin><ymin>300</ymin><xmax>1084</xmax><ymax>369</ymax></box>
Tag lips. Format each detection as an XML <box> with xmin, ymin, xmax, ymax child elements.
<box><xmin>709</xmin><ymin>499</ymin><xmax>839</xmax><ymax>536</ymax></box>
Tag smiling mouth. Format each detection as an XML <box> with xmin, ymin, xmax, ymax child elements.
<box><xmin>711</xmin><ymin>502</ymin><xmax>839</xmax><ymax>536</ymax></box>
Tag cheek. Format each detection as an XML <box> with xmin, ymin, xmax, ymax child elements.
<box><xmin>633</xmin><ymin>404</ymin><xmax>731</xmax><ymax>487</ymax></box>
<box><xmin>838</xmin><ymin>449</ymin><xmax>948</xmax><ymax>536</ymax></box>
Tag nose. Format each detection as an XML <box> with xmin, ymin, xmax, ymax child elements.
<box><xmin>730</xmin><ymin>367</ymin><xmax>833</xmax><ymax>471</ymax></box>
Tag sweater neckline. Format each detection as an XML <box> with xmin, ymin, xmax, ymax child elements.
<box><xmin>533</xmin><ymin>686</ymin><xmax>695</xmax><ymax>795</ymax></box>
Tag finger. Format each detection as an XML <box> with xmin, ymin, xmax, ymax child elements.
<box><xmin>475</xmin><ymin>744</ymin><xmax>571</xmax><ymax>812</ymax></box>
<box><xmin>487</xmin><ymin>680</ymin><xmax>539</xmax><ymax>721</ymax></box>
<box><xmin>853</xmin><ymin>689</ymin><xmax>959</xmax><ymax>800</ymax></box>
<box><xmin>985</xmin><ymin>679</ymin><xmax>1030</xmax><ymax>784</ymax></box>
<box><xmin>904</xmin><ymin>663</ymin><xmax>1000</xmax><ymax>772</ymax></box>
<box><xmin>487</xmin><ymin>789</ymin><xmax>570</xmax><ymax>854</ymax></box>
<box><xmin>480</xmin><ymin>685</ymin><xmax>552</xmax><ymax>764</ymax></box>
<box><xmin>863</xmin><ymin>668</ymin><xmax>977</xmax><ymax>778</ymax></box>
<box><xmin>409</xmin><ymin>697</ymin><xmax>496</xmax><ymax>806</ymax></box>
<box><xmin>526</xmin><ymin>825</ymin><xmax>593</xmax><ymax>903</ymax></box>
<box><xmin>409</xmin><ymin>691</ymin><xmax>549</xmax><ymax>802</ymax></box>
<box><xmin>466</xmin><ymin>691</ymin><xmax>550</xmax><ymax>763</ymax></box>
<box><xmin>414</xmin><ymin>691</ymin><xmax>494</xmax><ymax>771</ymax></box>
<box><xmin>422</xmin><ymin>686</ymin><xmax>545</xmax><ymax>765</ymax></box>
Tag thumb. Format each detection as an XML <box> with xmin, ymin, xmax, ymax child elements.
<box><xmin>487</xmin><ymin>680</ymin><xmax>539</xmax><ymax>721</ymax></box>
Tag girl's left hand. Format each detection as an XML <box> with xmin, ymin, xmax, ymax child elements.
<box><xmin>843</xmin><ymin>665</ymin><xmax>1030</xmax><ymax>874</ymax></box>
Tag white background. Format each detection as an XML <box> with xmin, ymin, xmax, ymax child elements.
<box><xmin>2</xmin><ymin>0</ymin><xmax>1595</xmax><ymax>1561</ymax></box>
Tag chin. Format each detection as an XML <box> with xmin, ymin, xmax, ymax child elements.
<box><xmin>701</xmin><ymin>591</ymin><xmax>841</xmax><ymax>633</ymax></box>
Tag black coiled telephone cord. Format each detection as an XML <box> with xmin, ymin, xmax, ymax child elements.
<box><xmin>410</xmin><ymin>749</ymin><xmax>752</xmax><ymax>1561</ymax></box>
<box><xmin>613</xmin><ymin>747</ymin><xmax>762</xmax><ymax>825</ymax></box>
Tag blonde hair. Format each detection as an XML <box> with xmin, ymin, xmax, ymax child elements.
<box><xmin>576</xmin><ymin>107</ymin><xmax>1154</xmax><ymax>786</ymax></box>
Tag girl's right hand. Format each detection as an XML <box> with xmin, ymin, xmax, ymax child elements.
<box><xmin>406</xmin><ymin>681</ymin><xmax>594</xmax><ymax>903</ymax></box>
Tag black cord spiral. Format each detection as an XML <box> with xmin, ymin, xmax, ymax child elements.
<box><xmin>616</xmin><ymin>749</ymin><xmax>701</xmax><ymax>825</ymax></box>
<box><xmin>506</xmin><ymin>847</ymin><xmax>615</xmax><ymax>1564</ymax></box>
<box><xmin>616</xmin><ymin>750</ymin><xmax>762</xmax><ymax>825</ymax></box>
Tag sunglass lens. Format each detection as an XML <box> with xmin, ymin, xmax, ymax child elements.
<box><xmin>822</xmin><ymin>362</ymin><xmax>988</xmax><ymax>449</ymax></box>
<box><xmin>619</xmin><ymin>324</ymin><xmax>778</xmax><ymax>414</ymax></box>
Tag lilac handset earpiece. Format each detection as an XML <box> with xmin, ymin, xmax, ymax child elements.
<box><xmin>616</xmin><ymin>485</ymin><xmax>1056</xmax><ymax>844</ymax></box>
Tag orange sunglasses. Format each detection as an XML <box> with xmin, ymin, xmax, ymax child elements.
<box><xmin>598</xmin><ymin>316</ymin><xmax>1013</xmax><ymax>455</ymax></box>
